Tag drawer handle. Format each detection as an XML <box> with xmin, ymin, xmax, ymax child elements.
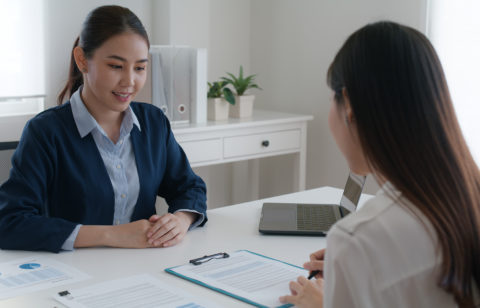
<box><xmin>261</xmin><ymin>140</ymin><xmax>270</xmax><ymax>147</ymax></box>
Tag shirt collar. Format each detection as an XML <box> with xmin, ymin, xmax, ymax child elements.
<box><xmin>70</xmin><ymin>86</ymin><xmax>141</xmax><ymax>138</ymax></box>
<box><xmin>377</xmin><ymin>181</ymin><xmax>402</xmax><ymax>201</ymax></box>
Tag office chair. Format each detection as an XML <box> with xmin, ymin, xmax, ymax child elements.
<box><xmin>0</xmin><ymin>142</ymin><xmax>18</xmax><ymax>185</ymax></box>
<box><xmin>0</xmin><ymin>142</ymin><xmax>18</xmax><ymax>151</ymax></box>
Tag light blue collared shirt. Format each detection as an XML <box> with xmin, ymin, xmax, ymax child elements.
<box><xmin>62</xmin><ymin>88</ymin><xmax>202</xmax><ymax>250</ymax></box>
<box><xmin>62</xmin><ymin>89</ymin><xmax>141</xmax><ymax>250</ymax></box>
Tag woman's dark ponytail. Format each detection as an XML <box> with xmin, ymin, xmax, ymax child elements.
<box><xmin>57</xmin><ymin>37</ymin><xmax>83</xmax><ymax>105</ymax></box>
<box><xmin>56</xmin><ymin>5</ymin><xmax>150</xmax><ymax>105</ymax></box>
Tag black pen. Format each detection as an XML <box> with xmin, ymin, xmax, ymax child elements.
<box><xmin>307</xmin><ymin>270</ymin><xmax>321</xmax><ymax>280</ymax></box>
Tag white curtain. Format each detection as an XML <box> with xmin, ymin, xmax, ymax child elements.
<box><xmin>427</xmin><ymin>0</ymin><xmax>480</xmax><ymax>165</ymax></box>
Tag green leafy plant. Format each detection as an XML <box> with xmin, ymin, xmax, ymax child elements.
<box><xmin>221</xmin><ymin>65</ymin><xmax>262</xmax><ymax>96</ymax></box>
<box><xmin>207</xmin><ymin>81</ymin><xmax>235</xmax><ymax>105</ymax></box>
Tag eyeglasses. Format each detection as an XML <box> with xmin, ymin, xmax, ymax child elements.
<box><xmin>189</xmin><ymin>252</ymin><xmax>230</xmax><ymax>265</ymax></box>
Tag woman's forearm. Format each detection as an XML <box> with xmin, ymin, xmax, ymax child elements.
<box><xmin>74</xmin><ymin>225</ymin><xmax>112</xmax><ymax>248</ymax></box>
<box><xmin>74</xmin><ymin>220</ymin><xmax>152</xmax><ymax>248</ymax></box>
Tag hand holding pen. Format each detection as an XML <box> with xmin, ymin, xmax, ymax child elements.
<box><xmin>280</xmin><ymin>248</ymin><xmax>326</xmax><ymax>305</ymax></box>
<box><xmin>304</xmin><ymin>248</ymin><xmax>325</xmax><ymax>280</ymax></box>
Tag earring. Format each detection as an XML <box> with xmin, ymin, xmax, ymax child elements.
<box><xmin>344</xmin><ymin>116</ymin><xmax>349</xmax><ymax>125</ymax></box>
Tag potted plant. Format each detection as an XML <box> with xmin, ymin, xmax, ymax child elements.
<box><xmin>207</xmin><ymin>81</ymin><xmax>235</xmax><ymax>121</ymax></box>
<box><xmin>221</xmin><ymin>65</ymin><xmax>262</xmax><ymax>118</ymax></box>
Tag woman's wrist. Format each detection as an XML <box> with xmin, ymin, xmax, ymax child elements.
<box><xmin>101</xmin><ymin>225</ymin><xmax>117</xmax><ymax>247</ymax></box>
<box><xmin>174</xmin><ymin>211</ymin><xmax>197</xmax><ymax>226</ymax></box>
<box><xmin>75</xmin><ymin>225</ymin><xmax>113</xmax><ymax>248</ymax></box>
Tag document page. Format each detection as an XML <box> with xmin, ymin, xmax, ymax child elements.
<box><xmin>168</xmin><ymin>250</ymin><xmax>307</xmax><ymax>307</ymax></box>
<box><xmin>0</xmin><ymin>256</ymin><xmax>90</xmax><ymax>300</ymax></box>
<box><xmin>54</xmin><ymin>274</ymin><xmax>221</xmax><ymax>308</ymax></box>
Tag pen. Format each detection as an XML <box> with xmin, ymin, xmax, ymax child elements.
<box><xmin>307</xmin><ymin>270</ymin><xmax>321</xmax><ymax>280</ymax></box>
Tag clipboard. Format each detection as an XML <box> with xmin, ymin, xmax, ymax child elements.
<box><xmin>165</xmin><ymin>250</ymin><xmax>307</xmax><ymax>308</ymax></box>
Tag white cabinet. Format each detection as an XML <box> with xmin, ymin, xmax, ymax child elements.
<box><xmin>172</xmin><ymin>109</ymin><xmax>313</xmax><ymax>191</ymax></box>
<box><xmin>223</xmin><ymin>129</ymin><xmax>300</xmax><ymax>158</ymax></box>
<box><xmin>180</xmin><ymin>138</ymin><xmax>222</xmax><ymax>164</ymax></box>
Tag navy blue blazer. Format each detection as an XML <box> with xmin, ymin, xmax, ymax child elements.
<box><xmin>0</xmin><ymin>102</ymin><xmax>207</xmax><ymax>252</ymax></box>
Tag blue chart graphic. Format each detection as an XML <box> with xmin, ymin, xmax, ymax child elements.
<box><xmin>19</xmin><ymin>263</ymin><xmax>41</xmax><ymax>270</ymax></box>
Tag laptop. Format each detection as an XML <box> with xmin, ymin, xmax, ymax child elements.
<box><xmin>259</xmin><ymin>172</ymin><xmax>366</xmax><ymax>235</ymax></box>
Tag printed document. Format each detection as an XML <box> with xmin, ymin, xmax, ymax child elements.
<box><xmin>0</xmin><ymin>256</ymin><xmax>89</xmax><ymax>300</ymax></box>
<box><xmin>168</xmin><ymin>250</ymin><xmax>307</xmax><ymax>307</ymax></box>
<box><xmin>54</xmin><ymin>274</ymin><xmax>221</xmax><ymax>308</ymax></box>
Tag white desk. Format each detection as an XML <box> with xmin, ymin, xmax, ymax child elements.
<box><xmin>0</xmin><ymin>187</ymin><xmax>372</xmax><ymax>307</ymax></box>
<box><xmin>172</xmin><ymin>109</ymin><xmax>313</xmax><ymax>191</ymax></box>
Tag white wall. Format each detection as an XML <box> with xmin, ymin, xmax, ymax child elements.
<box><xmin>42</xmin><ymin>0</ymin><xmax>250</xmax><ymax>208</ymax></box>
<box><xmin>44</xmin><ymin>0</ymin><xmax>152</xmax><ymax>108</ymax></box>
<box><xmin>1</xmin><ymin>0</ymin><xmax>152</xmax><ymax>187</ymax></box>
<box><xmin>147</xmin><ymin>0</ymin><xmax>252</xmax><ymax>208</ymax></box>
<box><xmin>250</xmin><ymin>0</ymin><xmax>427</xmax><ymax>196</ymax></box>
<box><xmin>172</xmin><ymin>0</ymin><xmax>427</xmax><ymax>204</ymax></box>
<box><xmin>36</xmin><ymin>0</ymin><xmax>427</xmax><ymax>208</ymax></box>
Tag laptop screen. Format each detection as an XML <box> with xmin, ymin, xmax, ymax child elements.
<box><xmin>339</xmin><ymin>173</ymin><xmax>366</xmax><ymax>212</ymax></box>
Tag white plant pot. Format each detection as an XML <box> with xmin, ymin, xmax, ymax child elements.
<box><xmin>207</xmin><ymin>98</ymin><xmax>230</xmax><ymax>121</ymax></box>
<box><xmin>229</xmin><ymin>95</ymin><xmax>255</xmax><ymax>118</ymax></box>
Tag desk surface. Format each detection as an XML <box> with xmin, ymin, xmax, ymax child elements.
<box><xmin>0</xmin><ymin>186</ymin><xmax>372</xmax><ymax>307</ymax></box>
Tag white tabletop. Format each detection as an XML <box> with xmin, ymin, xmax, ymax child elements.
<box><xmin>0</xmin><ymin>186</ymin><xmax>372</xmax><ymax>307</ymax></box>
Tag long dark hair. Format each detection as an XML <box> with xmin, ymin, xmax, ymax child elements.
<box><xmin>57</xmin><ymin>5</ymin><xmax>150</xmax><ymax>105</ymax></box>
<box><xmin>327</xmin><ymin>21</ymin><xmax>480</xmax><ymax>307</ymax></box>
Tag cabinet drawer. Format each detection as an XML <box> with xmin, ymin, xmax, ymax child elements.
<box><xmin>224</xmin><ymin>130</ymin><xmax>301</xmax><ymax>158</ymax></box>
<box><xmin>180</xmin><ymin>138</ymin><xmax>222</xmax><ymax>164</ymax></box>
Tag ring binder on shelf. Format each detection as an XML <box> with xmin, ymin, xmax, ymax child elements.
<box><xmin>150</xmin><ymin>46</ymin><xmax>207</xmax><ymax>125</ymax></box>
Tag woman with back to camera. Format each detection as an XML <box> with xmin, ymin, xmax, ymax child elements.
<box><xmin>0</xmin><ymin>5</ymin><xmax>207</xmax><ymax>252</ymax></box>
<box><xmin>280</xmin><ymin>21</ymin><xmax>480</xmax><ymax>307</ymax></box>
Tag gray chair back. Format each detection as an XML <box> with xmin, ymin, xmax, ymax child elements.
<box><xmin>0</xmin><ymin>142</ymin><xmax>17</xmax><ymax>185</ymax></box>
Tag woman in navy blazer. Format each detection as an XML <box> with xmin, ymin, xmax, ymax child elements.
<box><xmin>0</xmin><ymin>5</ymin><xmax>207</xmax><ymax>253</ymax></box>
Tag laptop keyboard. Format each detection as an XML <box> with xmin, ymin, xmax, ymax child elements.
<box><xmin>297</xmin><ymin>204</ymin><xmax>336</xmax><ymax>231</ymax></box>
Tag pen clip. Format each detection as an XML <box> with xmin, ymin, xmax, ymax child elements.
<box><xmin>189</xmin><ymin>252</ymin><xmax>229</xmax><ymax>265</ymax></box>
